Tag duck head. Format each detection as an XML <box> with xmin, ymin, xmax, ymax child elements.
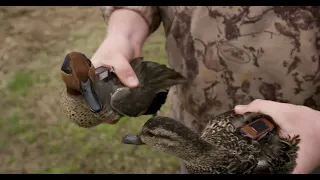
<box><xmin>60</xmin><ymin>52</ymin><xmax>102</xmax><ymax>113</ymax></box>
<box><xmin>122</xmin><ymin>116</ymin><xmax>214</xmax><ymax>161</ymax></box>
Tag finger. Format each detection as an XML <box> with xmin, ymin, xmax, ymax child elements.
<box><xmin>235</xmin><ymin>99</ymin><xmax>281</xmax><ymax>115</ymax></box>
<box><xmin>234</xmin><ymin>100</ymin><xmax>263</xmax><ymax>114</ymax></box>
<box><xmin>235</xmin><ymin>99</ymin><xmax>292</xmax><ymax>128</ymax></box>
<box><xmin>108</xmin><ymin>56</ymin><xmax>139</xmax><ymax>88</ymax></box>
<box><xmin>92</xmin><ymin>54</ymin><xmax>139</xmax><ymax>88</ymax></box>
<box><xmin>234</xmin><ymin>105</ymin><xmax>251</xmax><ymax>114</ymax></box>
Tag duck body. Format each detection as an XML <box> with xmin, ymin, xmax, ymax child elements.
<box><xmin>60</xmin><ymin>86</ymin><xmax>120</xmax><ymax>127</ymax></box>
<box><xmin>122</xmin><ymin>110</ymin><xmax>300</xmax><ymax>174</ymax></box>
<box><xmin>60</xmin><ymin>52</ymin><xmax>186</xmax><ymax>128</ymax></box>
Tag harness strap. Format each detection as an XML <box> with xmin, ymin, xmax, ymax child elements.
<box><xmin>240</xmin><ymin>117</ymin><xmax>275</xmax><ymax>140</ymax></box>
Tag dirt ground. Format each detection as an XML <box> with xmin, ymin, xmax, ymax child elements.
<box><xmin>0</xmin><ymin>6</ymin><xmax>179</xmax><ymax>174</ymax></box>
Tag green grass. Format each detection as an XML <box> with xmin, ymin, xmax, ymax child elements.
<box><xmin>0</xmin><ymin>7</ymin><xmax>179</xmax><ymax>174</ymax></box>
<box><xmin>7</xmin><ymin>71</ymin><xmax>35</xmax><ymax>96</ymax></box>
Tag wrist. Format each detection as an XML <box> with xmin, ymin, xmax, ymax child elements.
<box><xmin>90</xmin><ymin>35</ymin><xmax>141</xmax><ymax>68</ymax></box>
<box><xmin>106</xmin><ymin>9</ymin><xmax>148</xmax><ymax>57</ymax></box>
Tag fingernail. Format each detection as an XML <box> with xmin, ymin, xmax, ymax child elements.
<box><xmin>126</xmin><ymin>76</ymin><xmax>139</xmax><ymax>87</ymax></box>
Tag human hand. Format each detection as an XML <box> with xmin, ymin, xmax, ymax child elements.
<box><xmin>235</xmin><ymin>99</ymin><xmax>320</xmax><ymax>174</ymax></box>
<box><xmin>91</xmin><ymin>9</ymin><xmax>149</xmax><ymax>88</ymax></box>
<box><xmin>90</xmin><ymin>9</ymin><xmax>149</xmax><ymax>124</ymax></box>
<box><xmin>91</xmin><ymin>35</ymin><xmax>139</xmax><ymax>87</ymax></box>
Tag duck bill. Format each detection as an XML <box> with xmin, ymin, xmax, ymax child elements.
<box><xmin>122</xmin><ymin>134</ymin><xmax>145</xmax><ymax>145</ymax></box>
<box><xmin>80</xmin><ymin>79</ymin><xmax>102</xmax><ymax>113</ymax></box>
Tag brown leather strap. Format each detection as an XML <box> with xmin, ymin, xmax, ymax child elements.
<box><xmin>240</xmin><ymin>117</ymin><xmax>275</xmax><ymax>140</ymax></box>
<box><xmin>95</xmin><ymin>65</ymin><xmax>115</xmax><ymax>80</ymax></box>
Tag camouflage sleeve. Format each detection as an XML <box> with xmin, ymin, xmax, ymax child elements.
<box><xmin>100</xmin><ymin>6</ymin><xmax>161</xmax><ymax>34</ymax></box>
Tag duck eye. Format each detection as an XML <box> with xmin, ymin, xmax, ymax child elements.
<box><xmin>81</xmin><ymin>54</ymin><xmax>92</xmax><ymax>67</ymax></box>
<box><xmin>85</xmin><ymin>58</ymin><xmax>92</xmax><ymax>67</ymax></box>
<box><xmin>64</xmin><ymin>68</ymin><xmax>72</xmax><ymax>74</ymax></box>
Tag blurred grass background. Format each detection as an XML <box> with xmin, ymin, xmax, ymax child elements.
<box><xmin>0</xmin><ymin>6</ymin><xmax>179</xmax><ymax>173</ymax></box>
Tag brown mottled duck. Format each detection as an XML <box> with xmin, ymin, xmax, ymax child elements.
<box><xmin>60</xmin><ymin>52</ymin><xmax>186</xmax><ymax>128</ymax></box>
<box><xmin>122</xmin><ymin>110</ymin><xmax>300</xmax><ymax>174</ymax></box>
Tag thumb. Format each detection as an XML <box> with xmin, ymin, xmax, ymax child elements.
<box><xmin>235</xmin><ymin>100</ymin><xmax>299</xmax><ymax>133</ymax></box>
<box><xmin>234</xmin><ymin>104</ymin><xmax>250</xmax><ymax>114</ymax></box>
<box><xmin>111</xmin><ymin>55</ymin><xmax>139</xmax><ymax>88</ymax></box>
<box><xmin>92</xmin><ymin>54</ymin><xmax>139</xmax><ymax>88</ymax></box>
<box><xmin>234</xmin><ymin>99</ymin><xmax>280</xmax><ymax>115</ymax></box>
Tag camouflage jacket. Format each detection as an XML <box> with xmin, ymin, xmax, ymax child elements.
<box><xmin>101</xmin><ymin>6</ymin><xmax>320</xmax><ymax>134</ymax></box>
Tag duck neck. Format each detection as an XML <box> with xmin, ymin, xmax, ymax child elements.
<box><xmin>66</xmin><ymin>87</ymin><xmax>81</xmax><ymax>95</ymax></box>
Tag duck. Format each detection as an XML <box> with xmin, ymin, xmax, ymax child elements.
<box><xmin>60</xmin><ymin>52</ymin><xmax>186</xmax><ymax>128</ymax></box>
<box><xmin>122</xmin><ymin>110</ymin><xmax>300</xmax><ymax>174</ymax></box>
